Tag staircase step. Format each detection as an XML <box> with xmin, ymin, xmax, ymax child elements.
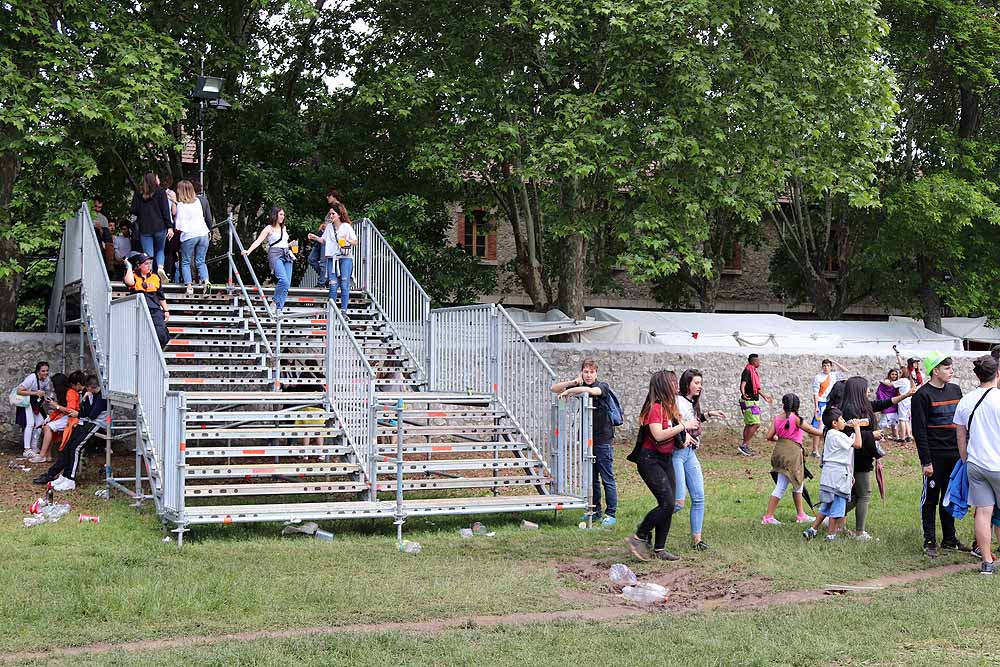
<box><xmin>374</xmin><ymin>476</ymin><xmax>549</xmax><ymax>492</ymax></box>
<box><xmin>180</xmin><ymin>495</ymin><xmax>587</xmax><ymax>525</ymax></box>
<box><xmin>375</xmin><ymin>442</ymin><xmax>531</xmax><ymax>455</ymax></box>
<box><xmin>374</xmin><ymin>458</ymin><xmax>543</xmax><ymax>474</ymax></box>
<box><xmin>187</xmin><ymin>410</ymin><xmax>336</xmax><ymax>423</ymax></box>
<box><xmin>167</xmin><ymin>326</ymin><xmax>248</xmax><ymax>336</ymax></box>
<box><xmin>186</xmin><ymin>462</ymin><xmax>360</xmax><ymax>479</ymax></box>
<box><xmin>374</xmin><ymin>424</ymin><xmax>519</xmax><ymax>436</ymax></box>
<box><xmin>184</xmin><ymin>391</ymin><xmax>326</xmax><ymax>404</ymax></box>
<box><xmin>186</xmin><ymin>425</ymin><xmax>341</xmax><ymax>440</ymax></box>
<box><xmin>167</xmin><ymin>338</ymin><xmax>259</xmax><ymax>348</ymax></box>
<box><xmin>186</xmin><ymin>480</ymin><xmax>367</xmax><ymax>497</ymax></box>
<box><xmin>165</xmin><ymin>364</ymin><xmax>268</xmax><ymax>373</ymax></box>
<box><xmin>169</xmin><ymin>377</ymin><xmax>272</xmax><ymax>386</ymax></box>
<box><xmin>168</xmin><ymin>315</ymin><xmax>245</xmax><ymax>325</ymax></box>
<box><xmin>185</xmin><ymin>444</ymin><xmax>350</xmax><ymax>458</ymax></box>
<box><xmin>374</xmin><ymin>408</ymin><xmax>507</xmax><ymax>419</ymax></box>
<box><xmin>164</xmin><ymin>352</ymin><xmax>263</xmax><ymax>360</ymax></box>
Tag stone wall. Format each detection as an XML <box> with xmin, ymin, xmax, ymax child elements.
<box><xmin>0</xmin><ymin>333</ymin><xmax>88</xmax><ymax>447</ymax></box>
<box><xmin>537</xmin><ymin>343</ymin><xmax>984</xmax><ymax>444</ymax></box>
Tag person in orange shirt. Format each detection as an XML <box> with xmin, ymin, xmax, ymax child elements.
<box><xmin>32</xmin><ymin>371</ymin><xmax>85</xmax><ymax>464</ymax></box>
<box><xmin>810</xmin><ymin>358</ymin><xmax>850</xmax><ymax>458</ymax></box>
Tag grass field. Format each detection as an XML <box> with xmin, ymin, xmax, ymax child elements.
<box><xmin>1</xmin><ymin>433</ymin><xmax>990</xmax><ymax>665</ymax></box>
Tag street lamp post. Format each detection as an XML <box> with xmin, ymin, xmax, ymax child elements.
<box><xmin>192</xmin><ymin>57</ymin><xmax>228</xmax><ymax>189</ymax></box>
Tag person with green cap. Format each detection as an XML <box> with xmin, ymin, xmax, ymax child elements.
<box><xmin>911</xmin><ymin>351</ymin><xmax>969</xmax><ymax>557</ymax></box>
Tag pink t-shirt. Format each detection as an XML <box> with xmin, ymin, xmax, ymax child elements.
<box><xmin>774</xmin><ymin>412</ymin><xmax>804</xmax><ymax>444</ymax></box>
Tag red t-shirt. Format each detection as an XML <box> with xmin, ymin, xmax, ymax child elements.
<box><xmin>642</xmin><ymin>402</ymin><xmax>676</xmax><ymax>455</ymax></box>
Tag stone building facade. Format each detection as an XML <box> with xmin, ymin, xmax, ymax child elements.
<box><xmin>447</xmin><ymin>206</ymin><xmax>888</xmax><ymax>316</ymax></box>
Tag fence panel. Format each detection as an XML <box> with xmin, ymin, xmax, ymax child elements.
<box><xmin>496</xmin><ymin>306</ymin><xmax>556</xmax><ymax>462</ymax></box>
<box><xmin>47</xmin><ymin>232</ymin><xmax>66</xmax><ymax>332</ymax></box>
<box><xmin>79</xmin><ymin>205</ymin><xmax>111</xmax><ymax>375</ymax></box>
<box><xmin>428</xmin><ymin>305</ymin><xmax>495</xmax><ymax>395</ymax></box>
<box><xmin>161</xmin><ymin>391</ymin><xmax>185</xmax><ymax>517</ymax></box>
<box><xmin>327</xmin><ymin>302</ymin><xmax>375</xmax><ymax>483</ymax></box>
<box><xmin>135</xmin><ymin>297</ymin><xmax>171</xmax><ymax>472</ymax></box>
<box><xmin>355</xmin><ymin>219</ymin><xmax>430</xmax><ymax>382</ymax></box>
<box><xmin>108</xmin><ymin>296</ymin><xmax>140</xmax><ymax>397</ymax></box>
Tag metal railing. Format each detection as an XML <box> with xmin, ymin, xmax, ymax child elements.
<box><xmin>554</xmin><ymin>395</ymin><xmax>594</xmax><ymax>510</ymax></box>
<box><xmin>427</xmin><ymin>305</ymin><xmax>496</xmax><ymax>395</ymax></box>
<box><xmin>79</xmin><ymin>205</ymin><xmax>112</xmax><ymax>377</ymax></box>
<box><xmin>428</xmin><ymin>303</ymin><xmax>565</xmax><ymax>488</ymax></box>
<box><xmin>47</xmin><ymin>230</ymin><xmax>66</xmax><ymax>332</ymax></box>
<box><xmin>225</xmin><ymin>216</ymin><xmax>274</xmax><ymax>359</ymax></box>
<box><xmin>162</xmin><ymin>391</ymin><xmax>186</xmax><ymax>520</ymax></box>
<box><xmin>326</xmin><ymin>300</ymin><xmax>376</xmax><ymax>495</ymax></box>
<box><xmin>107</xmin><ymin>295</ymin><xmax>140</xmax><ymax>398</ymax></box>
<box><xmin>355</xmin><ymin>218</ymin><xmax>431</xmax><ymax>383</ymax></box>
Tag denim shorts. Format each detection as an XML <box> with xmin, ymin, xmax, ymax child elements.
<box><xmin>818</xmin><ymin>495</ymin><xmax>847</xmax><ymax>518</ymax></box>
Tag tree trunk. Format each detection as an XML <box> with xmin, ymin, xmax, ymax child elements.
<box><xmin>958</xmin><ymin>87</ymin><xmax>979</xmax><ymax>140</ymax></box>
<box><xmin>503</xmin><ymin>180</ymin><xmax>550</xmax><ymax>311</ymax></box>
<box><xmin>918</xmin><ymin>260</ymin><xmax>943</xmax><ymax>333</ymax></box>
<box><xmin>557</xmin><ymin>232</ymin><xmax>586</xmax><ymax>319</ymax></box>
<box><xmin>698</xmin><ymin>275</ymin><xmax>719</xmax><ymax>313</ymax></box>
<box><xmin>0</xmin><ymin>151</ymin><xmax>22</xmax><ymax>330</ymax></box>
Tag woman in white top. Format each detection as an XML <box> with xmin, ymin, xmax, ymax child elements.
<box><xmin>174</xmin><ymin>180</ymin><xmax>211</xmax><ymax>296</ymax></box>
<box><xmin>243</xmin><ymin>206</ymin><xmax>294</xmax><ymax>312</ymax></box>
<box><xmin>15</xmin><ymin>361</ymin><xmax>53</xmax><ymax>458</ymax></box>
<box><xmin>673</xmin><ymin>369</ymin><xmax>728</xmax><ymax>551</ymax></box>
<box><xmin>319</xmin><ymin>202</ymin><xmax>357</xmax><ymax>312</ymax></box>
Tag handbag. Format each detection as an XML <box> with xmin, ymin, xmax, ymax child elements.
<box><xmin>626</xmin><ymin>423</ymin><xmax>686</xmax><ymax>464</ymax></box>
<box><xmin>8</xmin><ymin>386</ymin><xmax>30</xmax><ymax>409</ymax></box>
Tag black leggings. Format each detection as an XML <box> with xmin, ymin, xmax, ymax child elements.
<box><xmin>635</xmin><ymin>449</ymin><xmax>676</xmax><ymax>550</ymax></box>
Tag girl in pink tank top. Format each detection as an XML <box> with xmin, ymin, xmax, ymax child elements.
<box><xmin>760</xmin><ymin>393</ymin><xmax>824</xmax><ymax>525</ymax></box>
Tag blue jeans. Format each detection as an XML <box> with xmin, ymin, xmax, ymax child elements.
<box><xmin>139</xmin><ymin>229</ymin><xmax>167</xmax><ymax>272</ymax></box>
<box><xmin>672</xmin><ymin>446</ymin><xmax>705</xmax><ymax>536</ymax></box>
<box><xmin>327</xmin><ymin>257</ymin><xmax>352</xmax><ymax>311</ymax></box>
<box><xmin>270</xmin><ymin>255</ymin><xmax>293</xmax><ymax>310</ymax></box>
<box><xmin>592</xmin><ymin>442</ymin><xmax>617</xmax><ymax>518</ymax></box>
<box><xmin>308</xmin><ymin>242</ymin><xmax>326</xmax><ymax>284</ymax></box>
<box><xmin>179</xmin><ymin>235</ymin><xmax>209</xmax><ymax>284</ymax></box>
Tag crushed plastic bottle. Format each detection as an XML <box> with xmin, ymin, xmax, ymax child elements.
<box><xmin>622</xmin><ymin>583</ymin><xmax>668</xmax><ymax>605</ymax></box>
<box><xmin>22</xmin><ymin>502</ymin><xmax>71</xmax><ymax>527</ymax></box>
<box><xmin>458</xmin><ymin>528</ymin><xmax>474</xmax><ymax>538</ymax></box>
<box><xmin>470</xmin><ymin>522</ymin><xmax>495</xmax><ymax>537</ymax></box>
<box><xmin>608</xmin><ymin>563</ymin><xmax>638</xmax><ymax>589</ymax></box>
<box><xmin>400</xmin><ymin>540</ymin><xmax>422</xmax><ymax>553</ymax></box>
<box><xmin>520</xmin><ymin>520</ymin><xmax>539</xmax><ymax>530</ymax></box>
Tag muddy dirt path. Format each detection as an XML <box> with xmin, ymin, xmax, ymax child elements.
<box><xmin>2</xmin><ymin>563</ymin><xmax>976</xmax><ymax>664</ymax></box>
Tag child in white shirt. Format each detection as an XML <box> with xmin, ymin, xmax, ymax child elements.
<box><xmin>803</xmin><ymin>407</ymin><xmax>862</xmax><ymax>541</ymax></box>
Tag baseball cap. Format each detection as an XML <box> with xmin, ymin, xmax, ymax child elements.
<box><xmin>923</xmin><ymin>351</ymin><xmax>951</xmax><ymax>375</ymax></box>
<box><xmin>131</xmin><ymin>253</ymin><xmax>152</xmax><ymax>265</ymax></box>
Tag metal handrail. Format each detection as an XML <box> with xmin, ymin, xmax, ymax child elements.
<box><xmin>355</xmin><ymin>218</ymin><xmax>431</xmax><ymax>382</ymax></box>
<box><xmin>326</xmin><ymin>300</ymin><xmax>377</xmax><ymax>496</ymax></box>
<box><xmin>227</xmin><ymin>216</ymin><xmax>276</xmax><ymax>320</ymax></box>
<box><xmin>272</xmin><ymin>307</ymin><xmax>327</xmax><ymax>388</ymax></box>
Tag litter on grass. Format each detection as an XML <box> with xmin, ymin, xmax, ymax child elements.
<box><xmin>622</xmin><ymin>583</ymin><xmax>668</xmax><ymax>605</ymax></box>
<box><xmin>608</xmin><ymin>563</ymin><xmax>638</xmax><ymax>589</ymax></box>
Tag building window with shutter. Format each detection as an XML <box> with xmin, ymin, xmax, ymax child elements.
<box><xmin>457</xmin><ymin>209</ymin><xmax>496</xmax><ymax>261</ymax></box>
<box><xmin>722</xmin><ymin>242</ymin><xmax>743</xmax><ymax>274</ymax></box>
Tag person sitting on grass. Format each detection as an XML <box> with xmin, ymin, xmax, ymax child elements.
<box><xmin>803</xmin><ymin>408</ymin><xmax>862</xmax><ymax>541</ymax></box>
<box><xmin>34</xmin><ymin>375</ymin><xmax>108</xmax><ymax>491</ymax></box>
<box><xmin>760</xmin><ymin>393</ymin><xmax>823</xmax><ymax>526</ymax></box>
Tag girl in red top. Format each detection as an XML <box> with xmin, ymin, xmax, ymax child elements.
<box><xmin>625</xmin><ymin>370</ymin><xmax>699</xmax><ymax>562</ymax></box>
<box><xmin>35</xmin><ymin>372</ymin><xmax>85</xmax><ymax>463</ymax></box>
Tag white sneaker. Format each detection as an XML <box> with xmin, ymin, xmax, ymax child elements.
<box><xmin>185</xmin><ymin>284</ymin><xmax>194</xmax><ymax>297</ymax></box>
<box><xmin>20</xmin><ymin>449</ymin><xmax>33</xmax><ymax>459</ymax></box>
<box><xmin>821</xmin><ymin>516</ymin><xmax>830</xmax><ymax>528</ymax></box>
<box><xmin>853</xmin><ymin>531</ymin><xmax>874</xmax><ymax>541</ymax></box>
<box><xmin>52</xmin><ymin>477</ymin><xmax>75</xmax><ymax>491</ymax></box>
<box><xmin>29</xmin><ymin>454</ymin><xmax>48</xmax><ymax>463</ymax></box>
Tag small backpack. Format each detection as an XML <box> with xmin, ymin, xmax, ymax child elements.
<box><xmin>603</xmin><ymin>386</ymin><xmax>624</xmax><ymax>427</ymax></box>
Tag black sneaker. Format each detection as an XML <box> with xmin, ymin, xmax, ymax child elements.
<box><xmin>941</xmin><ymin>540</ymin><xmax>971</xmax><ymax>553</ymax></box>
<box><xmin>981</xmin><ymin>561</ymin><xmax>994</xmax><ymax>576</ymax></box>
<box><xmin>923</xmin><ymin>541</ymin><xmax>938</xmax><ymax>558</ymax></box>
<box><xmin>32</xmin><ymin>475</ymin><xmax>51</xmax><ymax>485</ymax></box>
<box><xmin>625</xmin><ymin>535</ymin><xmax>652</xmax><ymax>561</ymax></box>
<box><xmin>737</xmin><ymin>444</ymin><xmax>755</xmax><ymax>457</ymax></box>
<box><xmin>653</xmin><ymin>550</ymin><xmax>680</xmax><ymax>561</ymax></box>
<box><xmin>971</xmin><ymin>545</ymin><xmax>983</xmax><ymax>560</ymax></box>
<box><xmin>693</xmin><ymin>540</ymin><xmax>710</xmax><ymax>551</ymax></box>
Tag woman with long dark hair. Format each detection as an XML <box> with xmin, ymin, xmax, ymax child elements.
<box><xmin>15</xmin><ymin>361</ymin><xmax>53</xmax><ymax>459</ymax></box>
<box><xmin>805</xmin><ymin>375</ymin><xmax>914</xmax><ymax>540</ymax></box>
<box><xmin>320</xmin><ymin>201</ymin><xmax>357</xmax><ymax>312</ymax></box>
<box><xmin>129</xmin><ymin>172</ymin><xmax>173</xmax><ymax>278</ymax></box>
<box><xmin>674</xmin><ymin>369</ymin><xmax>727</xmax><ymax>550</ymax></box>
<box><xmin>625</xmin><ymin>370</ymin><xmax>699</xmax><ymax>562</ymax></box>
<box><xmin>243</xmin><ymin>206</ymin><xmax>294</xmax><ymax>313</ymax></box>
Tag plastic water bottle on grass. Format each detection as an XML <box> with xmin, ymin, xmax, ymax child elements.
<box><xmin>622</xmin><ymin>583</ymin><xmax>668</xmax><ymax>605</ymax></box>
<box><xmin>400</xmin><ymin>540</ymin><xmax>422</xmax><ymax>553</ymax></box>
<box><xmin>608</xmin><ymin>563</ymin><xmax>638</xmax><ymax>589</ymax></box>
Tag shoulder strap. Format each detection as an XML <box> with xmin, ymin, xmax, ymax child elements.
<box><xmin>967</xmin><ymin>388</ymin><xmax>994</xmax><ymax>431</ymax></box>
<box><xmin>268</xmin><ymin>227</ymin><xmax>285</xmax><ymax>248</ymax></box>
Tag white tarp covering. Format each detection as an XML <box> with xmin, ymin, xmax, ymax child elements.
<box><xmin>503</xmin><ymin>308</ymin><xmax>615</xmax><ymax>340</ymax></box>
<box><xmin>890</xmin><ymin>316</ymin><xmax>1000</xmax><ymax>346</ymax></box>
<box><xmin>584</xmin><ymin>308</ymin><xmax>963</xmax><ymax>352</ymax></box>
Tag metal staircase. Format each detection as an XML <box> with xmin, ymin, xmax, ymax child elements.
<box><xmin>50</xmin><ymin>204</ymin><xmax>592</xmax><ymax>544</ymax></box>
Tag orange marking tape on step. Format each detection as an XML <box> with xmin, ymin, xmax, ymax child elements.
<box><xmin>170</xmin><ymin>340</ymin><xmax>190</xmax><ymax>345</ymax></box>
<box><xmin>168</xmin><ymin>328</ymin><xmax>183</xmax><ymax>333</ymax></box>
<box><xmin>223</xmin><ymin>516</ymin><xmax>232</xmax><ymax>524</ymax></box>
<box><xmin>176</xmin><ymin>352</ymin><xmax>195</xmax><ymax>358</ymax></box>
<box><xmin>311</xmin><ymin>330</ymin><xmax>325</xmax><ymax>335</ymax></box>
<box><xmin>179</xmin><ymin>442</ymin><xmax>186</xmax><ymax>451</ymax></box>
<box><xmin>431</xmin><ymin>446</ymin><xmax>453</xmax><ymax>452</ymax></box>
<box><xmin>428</xmin><ymin>411</ymin><xmax>447</xmax><ymax>418</ymax></box>
<box><xmin>299</xmin><ymin>297</ymin><xmax>316</xmax><ymax>302</ymax></box>
<box><xmin>310</xmin><ymin>319</ymin><xmax>326</xmax><ymax>324</ymax></box>
<box><xmin>251</xmin><ymin>468</ymin><xmax>275</xmax><ymax>474</ymax></box>
<box><xmin>242</xmin><ymin>449</ymin><xmax>266</xmax><ymax>455</ymax></box>
<box><xmin>587</xmin><ymin>438</ymin><xmax>593</xmax><ymax>447</ymax></box>
<box><xmin>186</xmin><ymin>378</ymin><xmax>206</xmax><ymax>384</ymax></box>
<box><xmin>555</xmin><ymin>504</ymin><xmax>564</xmax><ymax>511</ymax></box>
